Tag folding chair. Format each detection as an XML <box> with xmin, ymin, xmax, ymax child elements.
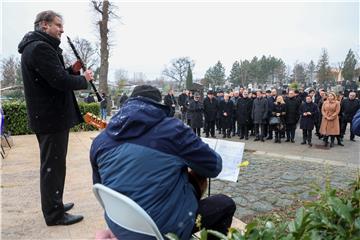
<box><xmin>93</xmin><ymin>183</ymin><xmax>164</xmax><ymax>240</ymax></box>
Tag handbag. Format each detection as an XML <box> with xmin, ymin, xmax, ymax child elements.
<box><xmin>269</xmin><ymin>116</ymin><xmax>280</xmax><ymax>125</ymax></box>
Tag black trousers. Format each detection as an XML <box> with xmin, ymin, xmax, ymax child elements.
<box><xmin>254</xmin><ymin>123</ymin><xmax>265</xmax><ymax>139</ymax></box>
<box><xmin>36</xmin><ymin>129</ymin><xmax>69</xmax><ymax>224</ymax></box>
<box><xmin>192</xmin><ymin>194</ymin><xmax>236</xmax><ymax>239</ymax></box>
<box><xmin>193</xmin><ymin>128</ymin><xmax>201</xmax><ymax>137</ymax></box>
<box><xmin>302</xmin><ymin>129</ymin><xmax>312</xmax><ymax>143</ymax></box>
<box><xmin>341</xmin><ymin>120</ymin><xmax>355</xmax><ymax>140</ymax></box>
<box><xmin>238</xmin><ymin>124</ymin><xmax>248</xmax><ymax>138</ymax></box>
<box><xmin>205</xmin><ymin>120</ymin><xmax>216</xmax><ymax>137</ymax></box>
<box><xmin>286</xmin><ymin>124</ymin><xmax>296</xmax><ymax>140</ymax></box>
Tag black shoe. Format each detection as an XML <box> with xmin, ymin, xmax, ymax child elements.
<box><xmin>301</xmin><ymin>141</ymin><xmax>306</xmax><ymax>145</ymax></box>
<box><xmin>266</xmin><ymin>137</ymin><xmax>273</xmax><ymax>140</ymax></box>
<box><xmin>205</xmin><ymin>135</ymin><xmax>210</xmax><ymax>138</ymax></box>
<box><xmin>308</xmin><ymin>143</ymin><xmax>312</xmax><ymax>147</ymax></box>
<box><xmin>350</xmin><ymin>139</ymin><xmax>356</xmax><ymax>142</ymax></box>
<box><xmin>285</xmin><ymin>139</ymin><xmax>290</xmax><ymax>142</ymax></box>
<box><xmin>227</xmin><ymin>135</ymin><xmax>231</xmax><ymax>138</ymax></box>
<box><xmin>260</xmin><ymin>138</ymin><xmax>265</xmax><ymax>142</ymax></box>
<box><xmin>223</xmin><ymin>135</ymin><xmax>226</xmax><ymax>138</ymax></box>
<box><xmin>232</xmin><ymin>133</ymin><xmax>235</xmax><ymax>137</ymax></box>
<box><xmin>211</xmin><ymin>135</ymin><xmax>216</xmax><ymax>138</ymax></box>
<box><xmin>338</xmin><ymin>142</ymin><xmax>344</xmax><ymax>146</ymax></box>
<box><xmin>64</xmin><ymin>203</ymin><xmax>74</xmax><ymax>212</ymax></box>
<box><xmin>324</xmin><ymin>142</ymin><xmax>329</xmax><ymax>147</ymax></box>
<box><xmin>239</xmin><ymin>136</ymin><xmax>244</xmax><ymax>139</ymax></box>
<box><xmin>291</xmin><ymin>139</ymin><xmax>295</xmax><ymax>143</ymax></box>
<box><xmin>254</xmin><ymin>138</ymin><xmax>259</xmax><ymax>141</ymax></box>
<box><xmin>330</xmin><ymin>142</ymin><xmax>334</xmax><ymax>148</ymax></box>
<box><xmin>245</xmin><ymin>137</ymin><xmax>249</xmax><ymax>140</ymax></box>
<box><xmin>47</xmin><ymin>213</ymin><xmax>83</xmax><ymax>226</ymax></box>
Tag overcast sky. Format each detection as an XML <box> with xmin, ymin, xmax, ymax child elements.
<box><xmin>1</xmin><ymin>0</ymin><xmax>359</xmax><ymax>82</ymax></box>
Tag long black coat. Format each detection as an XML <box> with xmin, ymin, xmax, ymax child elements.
<box><xmin>299</xmin><ymin>102</ymin><xmax>319</xmax><ymax>130</ymax></box>
<box><xmin>164</xmin><ymin>94</ymin><xmax>177</xmax><ymax>116</ymax></box>
<box><xmin>236</xmin><ymin>97</ymin><xmax>252</xmax><ymax>124</ymax></box>
<box><xmin>219</xmin><ymin>100</ymin><xmax>234</xmax><ymax>129</ymax></box>
<box><xmin>252</xmin><ymin>97</ymin><xmax>268</xmax><ymax>124</ymax></box>
<box><xmin>178</xmin><ymin>93</ymin><xmax>188</xmax><ymax>112</ymax></box>
<box><xmin>188</xmin><ymin>100</ymin><xmax>204</xmax><ymax>128</ymax></box>
<box><xmin>341</xmin><ymin>99</ymin><xmax>360</xmax><ymax>122</ymax></box>
<box><xmin>203</xmin><ymin>97</ymin><xmax>218</xmax><ymax>121</ymax></box>
<box><xmin>285</xmin><ymin>97</ymin><xmax>301</xmax><ymax>124</ymax></box>
<box><xmin>18</xmin><ymin>31</ymin><xmax>88</xmax><ymax>134</ymax></box>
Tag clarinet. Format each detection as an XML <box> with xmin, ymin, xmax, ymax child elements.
<box><xmin>66</xmin><ymin>36</ymin><xmax>102</xmax><ymax>102</ymax></box>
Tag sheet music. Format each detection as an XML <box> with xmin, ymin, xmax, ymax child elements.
<box><xmin>201</xmin><ymin>138</ymin><xmax>245</xmax><ymax>182</ymax></box>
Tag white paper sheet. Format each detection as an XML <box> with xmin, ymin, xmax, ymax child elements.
<box><xmin>201</xmin><ymin>137</ymin><xmax>245</xmax><ymax>182</ymax></box>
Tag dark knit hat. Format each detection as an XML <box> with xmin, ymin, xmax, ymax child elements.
<box><xmin>130</xmin><ymin>85</ymin><xmax>162</xmax><ymax>102</ymax></box>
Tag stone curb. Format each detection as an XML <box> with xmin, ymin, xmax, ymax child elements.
<box><xmin>250</xmin><ymin>150</ymin><xmax>359</xmax><ymax>169</ymax></box>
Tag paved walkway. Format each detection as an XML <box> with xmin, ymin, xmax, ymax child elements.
<box><xmin>1</xmin><ymin>130</ymin><xmax>358</xmax><ymax>239</ymax></box>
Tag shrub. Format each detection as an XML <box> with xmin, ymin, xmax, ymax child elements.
<box><xmin>2</xmin><ymin>101</ymin><xmax>100</xmax><ymax>135</ymax></box>
<box><xmin>166</xmin><ymin>175</ymin><xmax>360</xmax><ymax>240</ymax></box>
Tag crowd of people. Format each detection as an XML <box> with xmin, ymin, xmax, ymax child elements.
<box><xmin>165</xmin><ymin>88</ymin><xmax>360</xmax><ymax>148</ymax></box>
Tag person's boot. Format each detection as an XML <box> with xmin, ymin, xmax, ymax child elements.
<box><xmin>227</xmin><ymin>130</ymin><xmax>231</xmax><ymax>138</ymax></box>
<box><xmin>301</xmin><ymin>136</ymin><xmax>306</xmax><ymax>145</ymax></box>
<box><xmin>308</xmin><ymin>139</ymin><xmax>312</xmax><ymax>147</ymax></box>
<box><xmin>337</xmin><ymin>137</ymin><xmax>344</xmax><ymax>146</ymax></box>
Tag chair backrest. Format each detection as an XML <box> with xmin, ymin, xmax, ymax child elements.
<box><xmin>93</xmin><ymin>183</ymin><xmax>164</xmax><ymax>240</ymax></box>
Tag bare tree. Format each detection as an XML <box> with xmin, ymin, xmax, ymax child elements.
<box><xmin>64</xmin><ymin>37</ymin><xmax>99</xmax><ymax>68</ymax></box>
<box><xmin>1</xmin><ymin>56</ymin><xmax>21</xmax><ymax>88</ymax></box>
<box><xmin>91</xmin><ymin>0</ymin><xmax>119</xmax><ymax>95</ymax></box>
<box><xmin>162</xmin><ymin>57</ymin><xmax>195</xmax><ymax>89</ymax></box>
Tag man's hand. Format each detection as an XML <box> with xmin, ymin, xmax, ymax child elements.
<box><xmin>72</xmin><ymin>60</ymin><xmax>83</xmax><ymax>73</ymax></box>
<box><xmin>84</xmin><ymin>69</ymin><xmax>94</xmax><ymax>82</ymax></box>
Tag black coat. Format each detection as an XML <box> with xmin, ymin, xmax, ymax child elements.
<box><xmin>188</xmin><ymin>100</ymin><xmax>203</xmax><ymax>128</ymax></box>
<box><xmin>178</xmin><ymin>93</ymin><xmax>188</xmax><ymax>110</ymax></box>
<box><xmin>236</xmin><ymin>97</ymin><xmax>252</xmax><ymax>124</ymax></box>
<box><xmin>219</xmin><ymin>100</ymin><xmax>234</xmax><ymax>129</ymax></box>
<box><xmin>203</xmin><ymin>97</ymin><xmax>218</xmax><ymax>121</ymax></box>
<box><xmin>285</xmin><ymin>97</ymin><xmax>301</xmax><ymax>124</ymax></box>
<box><xmin>267</xmin><ymin>96</ymin><xmax>276</xmax><ymax>118</ymax></box>
<box><xmin>299</xmin><ymin>102</ymin><xmax>319</xmax><ymax>130</ymax></box>
<box><xmin>252</xmin><ymin>97</ymin><xmax>268</xmax><ymax>124</ymax></box>
<box><xmin>18</xmin><ymin>31</ymin><xmax>88</xmax><ymax>134</ymax></box>
<box><xmin>341</xmin><ymin>99</ymin><xmax>360</xmax><ymax>122</ymax></box>
<box><xmin>164</xmin><ymin>94</ymin><xmax>177</xmax><ymax>116</ymax></box>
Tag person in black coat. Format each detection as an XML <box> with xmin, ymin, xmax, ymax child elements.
<box><xmin>203</xmin><ymin>91</ymin><xmax>218</xmax><ymax>138</ymax></box>
<box><xmin>18</xmin><ymin>10</ymin><xmax>92</xmax><ymax>226</ymax></box>
<box><xmin>299</xmin><ymin>95</ymin><xmax>319</xmax><ymax>146</ymax></box>
<box><xmin>252</xmin><ymin>91</ymin><xmax>268</xmax><ymax>141</ymax></box>
<box><xmin>118</xmin><ymin>92</ymin><xmax>128</xmax><ymax>108</ymax></box>
<box><xmin>236</xmin><ymin>90</ymin><xmax>252</xmax><ymax>140</ymax></box>
<box><xmin>178</xmin><ymin>89</ymin><xmax>189</xmax><ymax>122</ymax></box>
<box><xmin>164</xmin><ymin>89</ymin><xmax>177</xmax><ymax>117</ymax></box>
<box><xmin>271</xmin><ymin>96</ymin><xmax>286</xmax><ymax>143</ymax></box>
<box><xmin>285</xmin><ymin>90</ymin><xmax>301</xmax><ymax>143</ymax></box>
<box><xmin>219</xmin><ymin>93</ymin><xmax>234</xmax><ymax>138</ymax></box>
<box><xmin>341</xmin><ymin>91</ymin><xmax>360</xmax><ymax>141</ymax></box>
<box><xmin>188</xmin><ymin>92</ymin><xmax>204</xmax><ymax>137</ymax></box>
<box><xmin>265</xmin><ymin>89</ymin><xmax>277</xmax><ymax>140</ymax></box>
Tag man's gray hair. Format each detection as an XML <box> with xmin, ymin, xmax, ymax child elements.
<box><xmin>34</xmin><ymin>10</ymin><xmax>62</xmax><ymax>31</ymax></box>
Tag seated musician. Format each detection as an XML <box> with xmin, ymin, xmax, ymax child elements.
<box><xmin>90</xmin><ymin>85</ymin><xmax>236</xmax><ymax>240</ymax></box>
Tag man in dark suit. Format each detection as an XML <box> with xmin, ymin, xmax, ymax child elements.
<box><xmin>18</xmin><ymin>10</ymin><xmax>92</xmax><ymax>226</ymax></box>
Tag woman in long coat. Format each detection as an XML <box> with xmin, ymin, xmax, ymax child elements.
<box><xmin>299</xmin><ymin>95</ymin><xmax>319</xmax><ymax>147</ymax></box>
<box><xmin>188</xmin><ymin>92</ymin><xmax>204</xmax><ymax>137</ymax></box>
<box><xmin>219</xmin><ymin>93</ymin><xmax>234</xmax><ymax>138</ymax></box>
<box><xmin>271</xmin><ymin>95</ymin><xmax>286</xmax><ymax>143</ymax></box>
<box><xmin>320</xmin><ymin>92</ymin><xmax>340</xmax><ymax>147</ymax></box>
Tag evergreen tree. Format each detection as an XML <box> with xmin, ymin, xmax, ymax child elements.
<box><xmin>316</xmin><ymin>49</ymin><xmax>333</xmax><ymax>87</ymax></box>
<box><xmin>185</xmin><ymin>65</ymin><xmax>193</xmax><ymax>90</ymax></box>
<box><xmin>212</xmin><ymin>61</ymin><xmax>226</xmax><ymax>87</ymax></box>
<box><xmin>229</xmin><ymin>61</ymin><xmax>241</xmax><ymax>86</ymax></box>
<box><xmin>305</xmin><ymin>60</ymin><xmax>315</xmax><ymax>85</ymax></box>
<box><xmin>342</xmin><ymin>49</ymin><xmax>357</xmax><ymax>81</ymax></box>
<box><xmin>292</xmin><ymin>62</ymin><xmax>306</xmax><ymax>84</ymax></box>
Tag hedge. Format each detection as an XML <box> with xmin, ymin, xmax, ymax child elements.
<box><xmin>2</xmin><ymin>101</ymin><xmax>100</xmax><ymax>135</ymax></box>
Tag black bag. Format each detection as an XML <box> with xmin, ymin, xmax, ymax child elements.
<box><xmin>269</xmin><ymin>116</ymin><xmax>280</xmax><ymax>125</ymax></box>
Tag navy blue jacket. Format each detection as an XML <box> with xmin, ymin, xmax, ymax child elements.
<box><xmin>90</xmin><ymin>96</ymin><xmax>222</xmax><ymax>239</ymax></box>
<box><xmin>299</xmin><ymin>102</ymin><xmax>319</xmax><ymax>130</ymax></box>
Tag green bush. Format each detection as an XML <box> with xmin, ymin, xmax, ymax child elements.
<box><xmin>2</xmin><ymin>101</ymin><xmax>33</xmax><ymax>135</ymax></box>
<box><xmin>2</xmin><ymin>101</ymin><xmax>100</xmax><ymax>135</ymax></box>
<box><xmin>166</xmin><ymin>175</ymin><xmax>360</xmax><ymax>240</ymax></box>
